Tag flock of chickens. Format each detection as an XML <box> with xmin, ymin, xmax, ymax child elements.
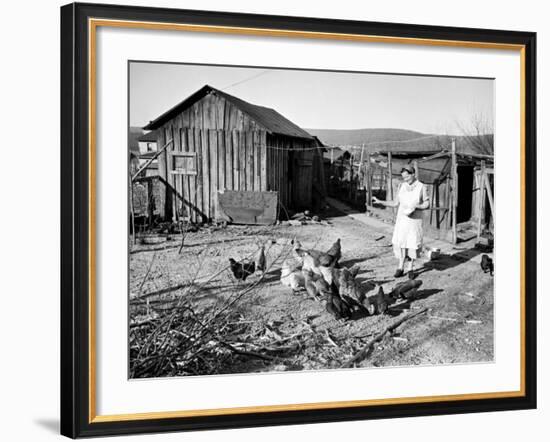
<box><xmin>229</xmin><ymin>238</ymin><xmax>423</xmax><ymax>321</ymax></box>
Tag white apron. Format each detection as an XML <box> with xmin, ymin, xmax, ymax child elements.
<box><xmin>392</xmin><ymin>180</ymin><xmax>425</xmax><ymax>259</ymax></box>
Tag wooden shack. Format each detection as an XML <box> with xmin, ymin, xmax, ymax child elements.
<box><xmin>143</xmin><ymin>85</ymin><xmax>324</xmax><ymax>223</ymax></box>
<box><xmin>378</xmin><ymin>139</ymin><xmax>494</xmax><ymax>243</ymax></box>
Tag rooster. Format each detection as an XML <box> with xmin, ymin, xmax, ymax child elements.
<box><xmin>480</xmin><ymin>254</ymin><xmax>494</xmax><ymax>276</ymax></box>
<box><xmin>228</xmin><ymin>258</ymin><xmax>256</xmax><ymax>281</ymax></box>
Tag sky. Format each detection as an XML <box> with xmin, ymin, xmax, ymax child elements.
<box><xmin>129</xmin><ymin>61</ymin><xmax>494</xmax><ymax>135</ymax></box>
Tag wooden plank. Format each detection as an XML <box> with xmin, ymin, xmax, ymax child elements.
<box><xmin>181</xmin><ymin>128</ymin><xmax>190</xmax><ymax>220</ymax></box>
<box><xmin>209</xmin><ymin>129</ymin><xmax>218</xmax><ymax>220</ymax></box>
<box><xmin>216</xmin><ymin>96</ymin><xmax>225</xmax><ymax>129</ymax></box>
<box><xmin>194</xmin><ymin>129</ymin><xmax>203</xmax><ymax>222</ymax></box>
<box><xmin>232</xmin><ymin>131</ymin><xmax>240</xmax><ymax>190</ymax></box>
<box><xmin>476</xmin><ymin>161</ymin><xmax>486</xmax><ymax>241</ymax></box>
<box><xmin>156</xmin><ymin>127</ymin><xmax>167</xmax><ymax>219</ymax></box>
<box><xmin>253</xmin><ymin>131</ymin><xmax>260</xmax><ymax>191</ymax></box>
<box><xmin>218</xmin><ymin>130</ymin><xmax>225</xmax><ymax>192</ymax></box>
<box><xmin>201</xmin><ymin>128</ymin><xmax>210</xmax><ymax>220</ymax></box>
<box><xmin>185</xmin><ymin>129</ymin><xmax>195</xmax><ymax>223</ymax></box>
<box><xmin>484</xmin><ymin>171</ymin><xmax>495</xmax><ymax>223</ymax></box>
<box><xmin>173</xmin><ymin>126</ymin><xmax>182</xmax><ymax>220</ymax></box>
<box><xmin>239</xmin><ymin>130</ymin><xmax>246</xmax><ymax>191</ymax></box>
<box><xmin>225</xmin><ymin>130</ymin><xmax>233</xmax><ymax>190</ymax></box>
<box><xmin>451</xmin><ymin>139</ymin><xmax>458</xmax><ymax>244</ymax></box>
<box><xmin>246</xmin><ymin>131</ymin><xmax>254</xmax><ymax>191</ymax></box>
<box><xmin>260</xmin><ymin>131</ymin><xmax>267</xmax><ymax>191</ymax></box>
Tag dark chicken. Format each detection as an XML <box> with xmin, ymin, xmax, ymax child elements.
<box><xmin>374</xmin><ymin>286</ymin><xmax>388</xmax><ymax>314</ymax></box>
<box><xmin>391</xmin><ymin>279</ymin><xmax>423</xmax><ymax>300</ymax></box>
<box><xmin>228</xmin><ymin>258</ymin><xmax>256</xmax><ymax>281</ymax></box>
<box><xmin>325</xmin><ymin>282</ymin><xmax>353</xmax><ymax>320</ymax></box>
<box><xmin>321</xmin><ymin>238</ymin><xmax>342</xmax><ymax>267</ymax></box>
<box><xmin>480</xmin><ymin>254</ymin><xmax>494</xmax><ymax>276</ymax></box>
<box><xmin>256</xmin><ymin>245</ymin><xmax>266</xmax><ymax>272</ymax></box>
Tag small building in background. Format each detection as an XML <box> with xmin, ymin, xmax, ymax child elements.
<box><xmin>138</xmin><ymin>130</ymin><xmax>157</xmax><ymax>154</ymax></box>
<box><xmin>143</xmin><ymin>84</ymin><xmax>326</xmax><ymax>223</ymax></box>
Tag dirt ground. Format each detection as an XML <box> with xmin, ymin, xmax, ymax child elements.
<box><xmin>129</xmin><ymin>205</ymin><xmax>494</xmax><ymax>377</ymax></box>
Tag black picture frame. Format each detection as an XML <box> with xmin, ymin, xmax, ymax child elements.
<box><xmin>61</xmin><ymin>2</ymin><xmax>537</xmax><ymax>438</ymax></box>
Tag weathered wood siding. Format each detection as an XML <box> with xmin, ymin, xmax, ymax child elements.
<box><xmin>155</xmin><ymin>93</ymin><xmax>317</xmax><ymax>221</ymax></box>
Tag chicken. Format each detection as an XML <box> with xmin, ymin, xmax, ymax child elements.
<box><xmin>256</xmin><ymin>245</ymin><xmax>266</xmax><ymax>272</ymax></box>
<box><xmin>323</xmin><ymin>238</ymin><xmax>342</xmax><ymax>267</ymax></box>
<box><xmin>302</xmin><ymin>269</ymin><xmax>319</xmax><ymax>300</ymax></box>
<box><xmin>228</xmin><ymin>258</ymin><xmax>256</xmax><ymax>281</ymax></box>
<box><xmin>391</xmin><ymin>279</ymin><xmax>423</xmax><ymax>300</ymax></box>
<box><xmin>336</xmin><ymin>266</ymin><xmax>374</xmax><ymax>314</ymax></box>
<box><xmin>480</xmin><ymin>254</ymin><xmax>494</xmax><ymax>275</ymax></box>
<box><xmin>325</xmin><ymin>283</ymin><xmax>353</xmax><ymax>320</ymax></box>
<box><xmin>291</xmin><ymin>239</ymin><xmax>303</xmax><ymax>262</ymax></box>
<box><xmin>280</xmin><ymin>260</ymin><xmax>305</xmax><ymax>290</ymax></box>
<box><xmin>313</xmin><ymin>274</ymin><xmax>330</xmax><ymax>295</ymax></box>
<box><xmin>374</xmin><ymin>286</ymin><xmax>387</xmax><ymax>315</ymax></box>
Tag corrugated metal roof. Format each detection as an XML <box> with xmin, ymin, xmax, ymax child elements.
<box><xmin>144</xmin><ymin>85</ymin><xmax>313</xmax><ymax>140</ymax></box>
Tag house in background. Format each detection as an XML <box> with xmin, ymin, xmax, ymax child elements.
<box><xmin>143</xmin><ymin>84</ymin><xmax>326</xmax><ymax>223</ymax></box>
<box><xmin>138</xmin><ymin>130</ymin><xmax>157</xmax><ymax>154</ymax></box>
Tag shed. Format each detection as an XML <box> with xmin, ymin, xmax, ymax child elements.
<box><xmin>143</xmin><ymin>85</ymin><xmax>324</xmax><ymax>223</ymax></box>
<box><xmin>378</xmin><ymin>138</ymin><xmax>494</xmax><ymax>243</ymax></box>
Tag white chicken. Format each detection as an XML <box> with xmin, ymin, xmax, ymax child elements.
<box><xmin>280</xmin><ymin>260</ymin><xmax>305</xmax><ymax>291</ymax></box>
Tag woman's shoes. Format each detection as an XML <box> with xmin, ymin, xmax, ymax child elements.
<box><xmin>394</xmin><ymin>269</ymin><xmax>404</xmax><ymax>278</ymax></box>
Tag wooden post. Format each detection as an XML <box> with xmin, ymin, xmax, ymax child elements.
<box><xmin>484</xmin><ymin>172</ymin><xmax>495</xmax><ymax>222</ymax></box>
<box><xmin>330</xmin><ymin>147</ymin><xmax>334</xmax><ymax>165</ymax></box>
<box><xmin>366</xmin><ymin>152</ymin><xmax>372</xmax><ymax>212</ymax></box>
<box><xmin>147</xmin><ymin>180</ymin><xmax>154</xmax><ymax>228</ymax></box>
<box><xmin>387</xmin><ymin>152</ymin><xmax>394</xmax><ymax>218</ymax></box>
<box><xmin>349</xmin><ymin>153</ymin><xmax>354</xmax><ymax>201</ymax></box>
<box><xmin>387</xmin><ymin>152</ymin><xmax>393</xmax><ymax>201</ymax></box>
<box><xmin>129</xmin><ymin>173</ymin><xmax>135</xmax><ymax>245</ymax></box>
<box><xmin>476</xmin><ymin>160</ymin><xmax>487</xmax><ymax>241</ymax></box>
<box><xmin>451</xmin><ymin>139</ymin><xmax>458</xmax><ymax>244</ymax></box>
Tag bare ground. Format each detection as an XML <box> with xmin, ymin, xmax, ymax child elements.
<box><xmin>129</xmin><ymin>206</ymin><xmax>494</xmax><ymax>377</ymax></box>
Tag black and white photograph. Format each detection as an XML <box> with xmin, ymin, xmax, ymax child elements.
<box><xmin>128</xmin><ymin>62</ymin><xmax>495</xmax><ymax>379</ymax></box>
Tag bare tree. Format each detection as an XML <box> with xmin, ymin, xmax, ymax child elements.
<box><xmin>455</xmin><ymin>110</ymin><xmax>494</xmax><ymax>155</ymax></box>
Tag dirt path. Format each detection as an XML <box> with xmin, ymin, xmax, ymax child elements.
<box><xmin>130</xmin><ymin>206</ymin><xmax>494</xmax><ymax>376</ymax></box>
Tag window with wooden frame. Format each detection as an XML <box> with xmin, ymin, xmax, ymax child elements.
<box><xmin>170</xmin><ymin>152</ymin><xmax>197</xmax><ymax>175</ymax></box>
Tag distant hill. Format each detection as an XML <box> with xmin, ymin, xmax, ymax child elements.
<box><xmin>307</xmin><ymin>128</ymin><xmax>426</xmax><ymax>147</ymax></box>
<box><xmin>129</xmin><ymin>126</ymin><xmax>144</xmax><ymax>153</ymax></box>
<box><xmin>307</xmin><ymin>128</ymin><xmax>493</xmax><ymax>156</ymax></box>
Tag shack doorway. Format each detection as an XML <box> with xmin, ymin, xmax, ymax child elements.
<box><xmin>457</xmin><ymin>165</ymin><xmax>474</xmax><ymax>223</ymax></box>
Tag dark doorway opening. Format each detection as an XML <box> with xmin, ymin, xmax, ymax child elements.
<box><xmin>457</xmin><ymin>165</ymin><xmax>474</xmax><ymax>223</ymax></box>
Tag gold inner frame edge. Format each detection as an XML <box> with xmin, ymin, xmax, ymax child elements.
<box><xmin>87</xmin><ymin>17</ymin><xmax>527</xmax><ymax>424</ymax></box>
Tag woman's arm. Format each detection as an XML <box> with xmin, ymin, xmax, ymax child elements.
<box><xmin>415</xmin><ymin>185</ymin><xmax>430</xmax><ymax>210</ymax></box>
<box><xmin>372</xmin><ymin>191</ymin><xmax>399</xmax><ymax>208</ymax></box>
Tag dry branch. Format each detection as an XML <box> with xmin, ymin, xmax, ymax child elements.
<box><xmin>341</xmin><ymin>307</ymin><xmax>428</xmax><ymax>368</ymax></box>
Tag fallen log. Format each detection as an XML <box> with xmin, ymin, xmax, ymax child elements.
<box><xmin>340</xmin><ymin>307</ymin><xmax>428</xmax><ymax>368</ymax></box>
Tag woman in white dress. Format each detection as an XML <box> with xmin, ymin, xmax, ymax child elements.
<box><xmin>372</xmin><ymin>165</ymin><xmax>430</xmax><ymax>278</ymax></box>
